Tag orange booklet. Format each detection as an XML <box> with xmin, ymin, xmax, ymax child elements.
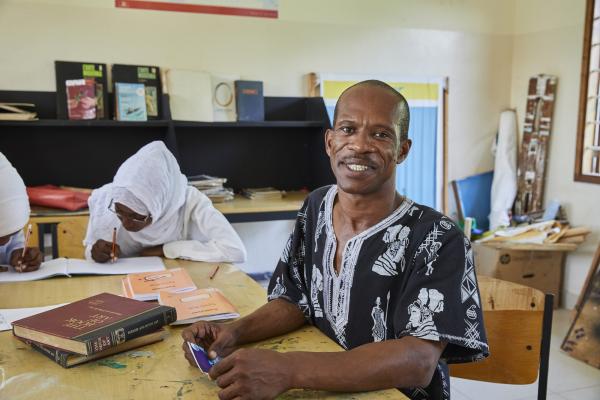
<box><xmin>158</xmin><ymin>288</ymin><xmax>239</xmax><ymax>325</ymax></box>
<box><xmin>124</xmin><ymin>268</ymin><xmax>197</xmax><ymax>301</ymax></box>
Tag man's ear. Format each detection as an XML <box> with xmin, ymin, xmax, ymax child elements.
<box><xmin>396</xmin><ymin>139</ymin><xmax>412</xmax><ymax>164</ymax></box>
<box><xmin>325</xmin><ymin>129</ymin><xmax>334</xmax><ymax>157</ymax></box>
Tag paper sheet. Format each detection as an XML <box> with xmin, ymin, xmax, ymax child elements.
<box><xmin>0</xmin><ymin>257</ymin><xmax>165</xmax><ymax>283</ymax></box>
<box><xmin>0</xmin><ymin>304</ymin><xmax>67</xmax><ymax>331</ymax></box>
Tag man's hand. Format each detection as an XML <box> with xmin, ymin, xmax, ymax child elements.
<box><xmin>91</xmin><ymin>239</ymin><xmax>121</xmax><ymax>263</ymax></box>
<box><xmin>182</xmin><ymin>321</ymin><xmax>239</xmax><ymax>364</ymax></box>
<box><xmin>210</xmin><ymin>348</ymin><xmax>293</xmax><ymax>400</ymax></box>
<box><xmin>140</xmin><ymin>245</ymin><xmax>164</xmax><ymax>257</ymax></box>
<box><xmin>9</xmin><ymin>247</ymin><xmax>43</xmax><ymax>272</ymax></box>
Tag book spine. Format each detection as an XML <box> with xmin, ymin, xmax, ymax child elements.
<box><xmin>27</xmin><ymin>340</ymin><xmax>70</xmax><ymax>368</ymax></box>
<box><xmin>82</xmin><ymin>306</ymin><xmax>176</xmax><ymax>355</ymax></box>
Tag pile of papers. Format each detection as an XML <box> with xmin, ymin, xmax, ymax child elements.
<box><xmin>478</xmin><ymin>220</ymin><xmax>590</xmax><ymax>245</ymax></box>
<box><xmin>188</xmin><ymin>174</ymin><xmax>234</xmax><ymax>203</ymax></box>
<box><xmin>241</xmin><ymin>187</ymin><xmax>285</xmax><ymax>200</ymax></box>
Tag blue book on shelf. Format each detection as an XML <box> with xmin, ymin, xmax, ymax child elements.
<box><xmin>235</xmin><ymin>80</ymin><xmax>264</xmax><ymax>121</ymax></box>
<box><xmin>115</xmin><ymin>82</ymin><xmax>147</xmax><ymax>121</ymax></box>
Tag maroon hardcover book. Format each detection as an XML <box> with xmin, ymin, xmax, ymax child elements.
<box><xmin>12</xmin><ymin>292</ymin><xmax>176</xmax><ymax>355</ymax></box>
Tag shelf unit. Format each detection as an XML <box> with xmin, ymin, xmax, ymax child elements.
<box><xmin>0</xmin><ymin>90</ymin><xmax>335</xmax><ymax>222</ymax></box>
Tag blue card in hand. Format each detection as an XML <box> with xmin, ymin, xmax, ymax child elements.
<box><xmin>188</xmin><ymin>342</ymin><xmax>220</xmax><ymax>374</ymax></box>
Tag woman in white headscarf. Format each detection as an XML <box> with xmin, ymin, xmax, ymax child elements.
<box><xmin>0</xmin><ymin>152</ymin><xmax>43</xmax><ymax>272</ymax></box>
<box><xmin>84</xmin><ymin>141</ymin><xmax>246</xmax><ymax>263</ymax></box>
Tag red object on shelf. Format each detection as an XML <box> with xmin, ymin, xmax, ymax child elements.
<box><xmin>26</xmin><ymin>185</ymin><xmax>90</xmax><ymax>211</ymax></box>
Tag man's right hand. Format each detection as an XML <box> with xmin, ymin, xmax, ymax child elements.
<box><xmin>181</xmin><ymin>322</ymin><xmax>239</xmax><ymax>364</ymax></box>
<box><xmin>91</xmin><ymin>239</ymin><xmax>121</xmax><ymax>263</ymax></box>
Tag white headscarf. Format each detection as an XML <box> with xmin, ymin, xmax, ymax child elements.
<box><xmin>0</xmin><ymin>152</ymin><xmax>30</xmax><ymax>237</ymax></box>
<box><xmin>85</xmin><ymin>141</ymin><xmax>188</xmax><ymax>248</ymax></box>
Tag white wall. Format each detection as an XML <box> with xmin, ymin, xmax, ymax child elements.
<box><xmin>510</xmin><ymin>0</ymin><xmax>600</xmax><ymax>308</ymax></box>
<box><xmin>0</xmin><ymin>0</ymin><xmax>514</xmax><ymax>183</ymax></box>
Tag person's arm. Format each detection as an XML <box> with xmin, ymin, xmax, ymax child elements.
<box><xmin>163</xmin><ymin>191</ymin><xmax>246</xmax><ymax>263</ymax></box>
<box><xmin>208</xmin><ymin>336</ymin><xmax>445</xmax><ymax>400</ymax></box>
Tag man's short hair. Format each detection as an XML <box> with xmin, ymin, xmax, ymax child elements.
<box><xmin>332</xmin><ymin>80</ymin><xmax>410</xmax><ymax>142</ymax></box>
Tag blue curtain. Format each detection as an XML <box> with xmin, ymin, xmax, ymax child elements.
<box><xmin>397</xmin><ymin>106</ymin><xmax>438</xmax><ymax>209</ymax></box>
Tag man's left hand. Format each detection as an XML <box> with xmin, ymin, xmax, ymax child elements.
<box><xmin>209</xmin><ymin>348</ymin><xmax>293</xmax><ymax>400</ymax></box>
<box><xmin>140</xmin><ymin>245</ymin><xmax>164</xmax><ymax>257</ymax></box>
<box><xmin>9</xmin><ymin>248</ymin><xmax>43</xmax><ymax>272</ymax></box>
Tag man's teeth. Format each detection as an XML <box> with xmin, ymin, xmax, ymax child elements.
<box><xmin>348</xmin><ymin>164</ymin><xmax>368</xmax><ymax>172</ymax></box>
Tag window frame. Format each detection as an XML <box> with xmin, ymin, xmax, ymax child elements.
<box><xmin>575</xmin><ymin>0</ymin><xmax>600</xmax><ymax>184</ymax></box>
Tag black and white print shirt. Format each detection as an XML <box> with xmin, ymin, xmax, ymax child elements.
<box><xmin>268</xmin><ymin>186</ymin><xmax>489</xmax><ymax>400</ymax></box>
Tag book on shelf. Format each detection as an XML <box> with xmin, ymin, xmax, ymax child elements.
<box><xmin>20</xmin><ymin>328</ymin><xmax>167</xmax><ymax>368</ymax></box>
<box><xmin>66</xmin><ymin>79</ymin><xmax>97</xmax><ymax>120</ymax></box>
<box><xmin>122</xmin><ymin>267</ymin><xmax>197</xmax><ymax>301</ymax></box>
<box><xmin>166</xmin><ymin>69</ymin><xmax>213</xmax><ymax>121</ymax></box>
<box><xmin>112</xmin><ymin>64</ymin><xmax>162</xmax><ymax>119</ymax></box>
<box><xmin>235</xmin><ymin>80</ymin><xmax>264</xmax><ymax>122</ymax></box>
<box><xmin>158</xmin><ymin>288</ymin><xmax>239</xmax><ymax>325</ymax></box>
<box><xmin>0</xmin><ymin>103</ymin><xmax>37</xmax><ymax>121</ymax></box>
<box><xmin>241</xmin><ymin>187</ymin><xmax>285</xmax><ymax>200</ymax></box>
<box><xmin>12</xmin><ymin>293</ymin><xmax>176</xmax><ymax>356</ymax></box>
<box><xmin>187</xmin><ymin>174</ymin><xmax>234</xmax><ymax>203</ymax></box>
<box><xmin>0</xmin><ymin>256</ymin><xmax>165</xmax><ymax>283</ymax></box>
<box><xmin>211</xmin><ymin>74</ymin><xmax>238</xmax><ymax>122</ymax></box>
<box><xmin>115</xmin><ymin>82</ymin><xmax>148</xmax><ymax>121</ymax></box>
<box><xmin>55</xmin><ymin>61</ymin><xmax>108</xmax><ymax>120</ymax></box>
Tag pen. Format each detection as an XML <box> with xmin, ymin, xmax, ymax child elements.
<box><xmin>111</xmin><ymin>227</ymin><xmax>117</xmax><ymax>263</ymax></box>
<box><xmin>209</xmin><ymin>265</ymin><xmax>220</xmax><ymax>280</ymax></box>
<box><xmin>18</xmin><ymin>223</ymin><xmax>32</xmax><ymax>272</ymax></box>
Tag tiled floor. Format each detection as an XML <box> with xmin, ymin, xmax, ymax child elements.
<box><xmin>451</xmin><ymin>309</ymin><xmax>600</xmax><ymax>400</ymax></box>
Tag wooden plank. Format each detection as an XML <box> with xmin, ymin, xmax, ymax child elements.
<box><xmin>562</xmin><ymin>227</ymin><xmax>592</xmax><ymax>238</ymax></box>
<box><xmin>562</xmin><ymin>242</ymin><xmax>600</xmax><ymax>368</ymax></box>
<box><xmin>0</xmin><ymin>260</ymin><xmax>406</xmax><ymax>399</ymax></box>
<box><xmin>515</xmin><ymin>75</ymin><xmax>558</xmax><ymax>215</ymax></box>
<box><xmin>574</xmin><ymin>242</ymin><xmax>600</xmax><ymax>313</ymax></box>
<box><xmin>478</xmin><ymin>241</ymin><xmax>577</xmax><ymax>252</ymax></box>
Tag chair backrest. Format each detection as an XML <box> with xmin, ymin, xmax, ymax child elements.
<box><xmin>449</xmin><ymin>276</ymin><xmax>553</xmax><ymax>390</ymax></box>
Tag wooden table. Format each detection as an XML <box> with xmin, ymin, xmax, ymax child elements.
<box><xmin>0</xmin><ymin>260</ymin><xmax>405</xmax><ymax>399</ymax></box>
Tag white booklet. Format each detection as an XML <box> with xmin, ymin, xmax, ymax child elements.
<box><xmin>0</xmin><ymin>304</ymin><xmax>66</xmax><ymax>331</ymax></box>
<box><xmin>0</xmin><ymin>257</ymin><xmax>166</xmax><ymax>283</ymax></box>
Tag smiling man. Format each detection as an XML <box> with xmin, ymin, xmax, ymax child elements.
<box><xmin>182</xmin><ymin>80</ymin><xmax>489</xmax><ymax>400</ymax></box>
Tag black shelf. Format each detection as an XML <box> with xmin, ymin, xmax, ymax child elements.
<box><xmin>0</xmin><ymin>119</ymin><xmax>170</xmax><ymax>128</ymax></box>
<box><xmin>0</xmin><ymin>90</ymin><xmax>335</xmax><ymax>200</ymax></box>
<box><xmin>173</xmin><ymin>120</ymin><xmax>325</xmax><ymax>128</ymax></box>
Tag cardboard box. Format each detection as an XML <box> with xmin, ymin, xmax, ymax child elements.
<box><xmin>473</xmin><ymin>243</ymin><xmax>565</xmax><ymax>308</ymax></box>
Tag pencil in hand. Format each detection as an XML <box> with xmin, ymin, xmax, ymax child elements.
<box><xmin>17</xmin><ymin>224</ymin><xmax>33</xmax><ymax>273</ymax></box>
<box><xmin>111</xmin><ymin>227</ymin><xmax>117</xmax><ymax>263</ymax></box>
<box><xmin>209</xmin><ymin>265</ymin><xmax>220</xmax><ymax>280</ymax></box>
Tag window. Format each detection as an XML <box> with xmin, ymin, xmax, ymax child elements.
<box><xmin>575</xmin><ymin>0</ymin><xmax>600</xmax><ymax>183</ymax></box>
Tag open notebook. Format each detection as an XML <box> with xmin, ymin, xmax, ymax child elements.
<box><xmin>0</xmin><ymin>257</ymin><xmax>165</xmax><ymax>283</ymax></box>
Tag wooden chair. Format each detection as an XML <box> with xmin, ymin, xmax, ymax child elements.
<box><xmin>449</xmin><ymin>276</ymin><xmax>554</xmax><ymax>400</ymax></box>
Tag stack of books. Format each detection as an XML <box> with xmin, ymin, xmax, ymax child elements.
<box><xmin>122</xmin><ymin>268</ymin><xmax>240</xmax><ymax>325</ymax></box>
<box><xmin>187</xmin><ymin>174</ymin><xmax>234</xmax><ymax>203</ymax></box>
<box><xmin>121</xmin><ymin>268</ymin><xmax>197</xmax><ymax>301</ymax></box>
<box><xmin>159</xmin><ymin>288</ymin><xmax>239</xmax><ymax>325</ymax></box>
<box><xmin>241</xmin><ymin>187</ymin><xmax>285</xmax><ymax>200</ymax></box>
<box><xmin>11</xmin><ymin>293</ymin><xmax>176</xmax><ymax>368</ymax></box>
